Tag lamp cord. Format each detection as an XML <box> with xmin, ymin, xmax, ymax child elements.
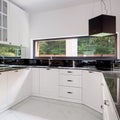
<box><xmin>101</xmin><ymin>0</ymin><xmax>108</xmax><ymax>14</ymax></box>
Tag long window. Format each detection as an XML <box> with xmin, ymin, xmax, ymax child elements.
<box><xmin>35</xmin><ymin>40</ymin><xmax>66</xmax><ymax>57</ymax></box>
<box><xmin>33</xmin><ymin>35</ymin><xmax>117</xmax><ymax>58</ymax></box>
<box><xmin>78</xmin><ymin>35</ymin><xmax>116</xmax><ymax>57</ymax></box>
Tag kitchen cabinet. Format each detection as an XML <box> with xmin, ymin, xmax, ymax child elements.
<box><xmin>40</xmin><ymin>68</ymin><xmax>59</xmax><ymax>99</ymax></box>
<box><xmin>0</xmin><ymin>72</ymin><xmax>7</xmax><ymax>112</ymax></box>
<box><xmin>103</xmin><ymin>78</ymin><xmax>119</xmax><ymax>120</ymax></box>
<box><xmin>7</xmin><ymin>68</ymin><xmax>31</xmax><ymax>106</ymax></box>
<box><xmin>0</xmin><ymin>0</ymin><xmax>8</xmax><ymax>42</ymax></box>
<box><xmin>8</xmin><ymin>1</ymin><xmax>29</xmax><ymax>47</ymax></box>
<box><xmin>32</xmin><ymin>68</ymin><xmax>40</xmax><ymax>95</ymax></box>
<box><xmin>59</xmin><ymin>69</ymin><xmax>82</xmax><ymax>102</ymax></box>
<box><xmin>8</xmin><ymin>2</ymin><xmax>19</xmax><ymax>45</ymax></box>
<box><xmin>82</xmin><ymin>70</ymin><xmax>103</xmax><ymax>113</ymax></box>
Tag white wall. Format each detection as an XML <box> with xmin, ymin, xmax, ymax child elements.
<box><xmin>29</xmin><ymin>1</ymin><xmax>101</xmax><ymax>39</ymax></box>
<box><xmin>29</xmin><ymin>0</ymin><xmax>120</xmax><ymax>58</ymax></box>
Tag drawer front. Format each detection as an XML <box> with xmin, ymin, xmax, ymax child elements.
<box><xmin>60</xmin><ymin>75</ymin><xmax>81</xmax><ymax>87</ymax></box>
<box><xmin>59</xmin><ymin>86</ymin><xmax>81</xmax><ymax>99</ymax></box>
<box><xmin>60</xmin><ymin>69</ymin><xmax>81</xmax><ymax>75</ymax></box>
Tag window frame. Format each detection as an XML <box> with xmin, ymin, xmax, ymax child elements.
<box><xmin>33</xmin><ymin>34</ymin><xmax>117</xmax><ymax>59</ymax></box>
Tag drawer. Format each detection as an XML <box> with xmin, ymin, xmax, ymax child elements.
<box><xmin>59</xmin><ymin>86</ymin><xmax>81</xmax><ymax>99</ymax></box>
<box><xmin>60</xmin><ymin>75</ymin><xmax>81</xmax><ymax>87</ymax></box>
<box><xmin>60</xmin><ymin>69</ymin><xmax>81</xmax><ymax>75</ymax></box>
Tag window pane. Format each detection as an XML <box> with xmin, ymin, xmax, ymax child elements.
<box><xmin>3</xmin><ymin>15</ymin><xmax>7</xmax><ymax>28</ymax></box>
<box><xmin>0</xmin><ymin>44</ymin><xmax>21</xmax><ymax>57</ymax></box>
<box><xmin>3</xmin><ymin>1</ymin><xmax>7</xmax><ymax>14</ymax></box>
<box><xmin>3</xmin><ymin>28</ymin><xmax>7</xmax><ymax>41</ymax></box>
<box><xmin>78</xmin><ymin>35</ymin><xmax>116</xmax><ymax>57</ymax></box>
<box><xmin>35</xmin><ymin>40</ymin><xmax>66</xmax><ymax>57</ymax></box>
<box><xmin>0</xmin><ymin>0</ymin><xmax>1</xmax><ymax>12</ymax></box>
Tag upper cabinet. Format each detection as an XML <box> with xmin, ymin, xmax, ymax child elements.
<box><xmin>0</xmin><ymin>0</ymin><xmax>8</xmax><ymax>42</ymax></box>
<box><xmin>8</xmin><ymin>1</ymin><xmax>29</xmax><ymax>47</ymax></box>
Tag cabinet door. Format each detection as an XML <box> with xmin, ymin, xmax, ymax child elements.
<box><xmin>103</xmin><ymin>79</ymin><xmax>119</xmax><ymax>120</ymax></box>
<box><xmin>8</xmin><ymin>2</ymin><xmax>29</xmax><ymax>46</ymax></box>
<box><xmin>82</xmin><ymin>70</ymin><xmax>103</xmax><ymax>113</ymax></box>
<box><xmin>16</xmin><ymin>68</ymin><xmax>32</xmax><ymax>100</ymax></box>
<box><xmin>0</xmin><ymin>72</ymin><xmax>7</xmax><ymax>111</ymax></box>
<box><xmin>7</xmin><ymin>69</ymin><xmax>31</xmax><ymax>106</ymax></box>
<box><xmin>8</xmin><ymin>2</ymin><xmax>19</xmax><ymax>45</ymax></box>
<box><xmin>18</xmin><ymin>9</ymin><xmax>29</xmax><ymax>47</ymax></box>
<box><xmin>32</xmin><ymin>68</ymin><xmax>40</xmax><ymax>95</ymax></box>
<box><xmin>40</xmin><ymin>68</ymin><xmax>59</xmax><ymax>98</ymax></box>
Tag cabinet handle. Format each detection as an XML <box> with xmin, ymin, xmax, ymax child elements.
<box><xmin>104</xmin><ymin>100</ymin><xmax>109</xmax><ymax>106</ymax></box>
<box><xmin>67</xmin><ymin>92</ymin><xmax>73</xmax><ymax>94</ymax></box>
<box><xmin>46</xmin><ymin>68</ymin><xmax>50</xmax><ymax>70</ymax></box>
<box><xmin>101</xmin><ymin>105</ymin><xmax>103</xmax><ymax>109</ymax></box>
<box><xmin>67</xmin><ymin>71</ymin><xmax>72</xmax><ymax>73</ymax></box>
<box><xmin>101</xmin><ymin>83</ymin><xmax>104</xmax><ymax>86</ymax></box>
<box><xmin>89</xmin><ymin>71</ymin><xmax>93</xmax><ymax>73</ymax></box>
<box><xmin>67</xmin><ymin>80</ymin><xmax>73</xmax><ymax>82</ymax></box>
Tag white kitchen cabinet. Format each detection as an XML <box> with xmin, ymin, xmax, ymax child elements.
<box><xmin>40</xmin><ymin>68</ymin><xmax>59</xmax><ymax>99</ymax></box>
<box><xmin>59</xmin><ymin>69</ymin><xmax>82</xmax><ymax>102</ymax></box>
<box><xmin>59</xmin><ymin>86</ymin><xmax>81</xmax><ymax>99</ymax></box>
<box><xmin>0</xmin><ymin>72</ymin><xmax>7</xmax><ymax>112</ymax></box>
<box><xmin>82</xmin><ymin>70</ymin><xmax>103</xmax><ymax>113</ymax></box>
<box><xmin>103</xmin><ymin>78</ymin><xmax>119</xmax><ymax>120</ymax></box>
<box><xmin>8</xmin><ymin>1</ymin><xmax>29</xmax><ymax>47</ymax></box>
<box><xmin>17</xmin><ymin>68</ymin><xmax>32</xmax><ymax>100</ymax></box>
<box><xmin>0</xmin><ymin>0</ymin><xmax>8</xmax><ymax>43</ymax></box>
<box><xmin>32</xmin><ymin>68</ymin><xmax>40</xmax><ymax>95</ymax></box>
<box><xmin>8</xmin><ymin>2</ymin><xmax>19</xmax><ymax>45</ymax></box>
<box><xmin>7</xmin><ymin>68</ymin><xmax>31</xmax><ymax>106</ymax></box>
<box><xmin>60</xmin><ymin>75</ymin><xmax>81</xmax><ymax>87</ymax></box>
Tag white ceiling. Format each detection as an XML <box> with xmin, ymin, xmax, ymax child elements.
<box><xmin>9</xmin><ymin>0</ymin><xmax>97</xmax><ymax>13</ymax></box>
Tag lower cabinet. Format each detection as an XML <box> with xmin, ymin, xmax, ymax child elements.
<box><xmin>30</xmin><ymin>67</ymin><xmax>120</xmax><ymax>120</ymax></box>
<box><xmin>40</xmin><ymin>68</ymin><xmax>59</xmax><ymax>99</ymax></box>
<box><xmin>32</xmin><ymin>68</ymin><xmax>40</xmax><ymax>95</ymax></box>
<box><xmin>59</xmin><ymin>86</ymin><xmax>81</xmax><ymax>100</ymax></box>
<box><xmin>103</xmin><ymin>78</ymin><xmax>119</xmax><ymax>120</ymax></box>
<box><xmin>0</xmin><ymin>68</ymin><xmax>32</xmax><ymax>112</ymax></box>
<box><xmin>0</xmin><ymin>72</ymin><xmax>7</xmax><ymax>112</ymax></box>
<box><xmin>59</xmin><ymin>69</ymin><xmax>82</xmax><ymax>102</ymax></box>
<box><xmin>7</xmin><ymin>68</ymin><xmax>32</xmax><ymax>106</ymax></box>
<box><xmin>82</xmin><ymin>70</ymin><xmax>103</xmax><ymax>113</ymax></box>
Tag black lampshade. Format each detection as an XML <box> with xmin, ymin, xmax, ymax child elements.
<box><xmin>89</xmin><ymin>14</ymin><xmax>116</xmax><ymax>36</ymax></box>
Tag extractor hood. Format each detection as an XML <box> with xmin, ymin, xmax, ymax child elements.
<box><xmin>89</xmin><ymin>14</ymin><xmax>116</xmax><ymax>36</ymax></box>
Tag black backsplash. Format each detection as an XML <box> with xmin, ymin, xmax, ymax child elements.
<box><xmin>0</xmin><ymin>57</ymin><xmax>116</xmax><ymax>70</ymax></box>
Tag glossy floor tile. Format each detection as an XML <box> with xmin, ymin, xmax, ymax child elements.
<box><xmin>0</xmin><ymin>97</ymin><xmax>103</xmax><ymax>120</ymax></box>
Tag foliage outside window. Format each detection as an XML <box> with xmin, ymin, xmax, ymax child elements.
<box><xmin>35</xmin><ymin>40</ymin><xmax>66</xmax><ymax>57</ymax></box>
<box><xmin>78</xmin><ymin>35</ymin><xmax>116</xmax><ymax>57</ymax></box>
<box><xmin>0</xmin><ymin>44</ymin><xmax>21</xmax><ymax>57</ymax></box>
<box><xmin>34</xmin><ymin>35</ymin><xmax>116</xmax><ymax>57</ymax></box>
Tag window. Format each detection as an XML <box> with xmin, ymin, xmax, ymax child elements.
<box><xmin>34</xmin><ymin>39</ymin><xmax>66</xmax><ymax>57</ymax></box>
<box><xmin>0</xmin><ymin>44</ymin><xmax>21</xmax><ymax>57</ymax></box>
<box><xmin>78</xmin><ymin>35</ymin><xmax>116</xmax><ymax>57</ymax></box>
<box><xmin>33</xmin><ymin>35</ymin><xmax>117</xmax><ymax>58</ymax></box>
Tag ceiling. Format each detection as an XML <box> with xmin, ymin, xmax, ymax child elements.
<box><xmin>9</xmin><ymin>0</ymin><xmax>97</xmax><ymax>13</ymax></box>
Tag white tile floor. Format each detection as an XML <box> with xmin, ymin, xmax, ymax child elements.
<box><xmin>0</xmin><ymin>97</ymin><xmax>103</xmax><ymax>120</ymax></box>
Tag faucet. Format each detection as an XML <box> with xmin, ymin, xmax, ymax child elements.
<box><xmin>0</xmin><ymin>56</ymin><xmax>7</xmax><ymax>67</ymax></box>
<box><xmin>48</xmin><ymin>56</ymin><xmax>53</xmax><ymax>67</ymax></box>
<box><xmin>72</xmin><ymin>60</ymin><xmax>75</xmax><ymax>68</ymax></box>
<box><xmin>1</xmin><ymin>56</ymin><xmax>5</xmax><ymax>64</ymax></box>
